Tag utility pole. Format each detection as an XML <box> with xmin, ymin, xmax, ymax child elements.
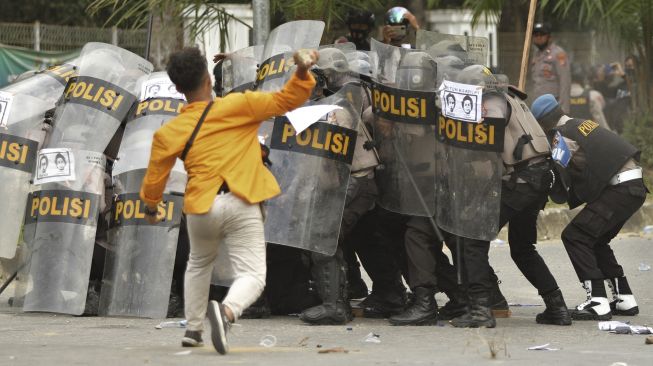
<box><xmin>252</xmin><ymin>0</ymin><xmax>269</xmax><ymax>45</ymax></box>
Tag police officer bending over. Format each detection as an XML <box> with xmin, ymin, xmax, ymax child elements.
<box><xmin>532</xmin><ymin>94</ymin><xmax>646</xmax><ymax>321</ymax></box>
<box><xmin>449</xmin><ymin>66</ymin><xmax>572</xmax><ymax>328</ymax></box>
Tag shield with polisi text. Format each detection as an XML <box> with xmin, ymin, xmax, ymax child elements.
<box><xmin>14</xmin><ymin>43</ymin><xmax>152</xmax><ymax>315</ymax></box>
<box><xmin>98</xmin><ymin>72</ymin><xmax>186</xmax><ymax>318</ymax></box>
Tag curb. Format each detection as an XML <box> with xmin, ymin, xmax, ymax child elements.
<box><xmin>497</xmin><ymin>202</ymin><xmax>653</xmax><ymax>242</ymax></box>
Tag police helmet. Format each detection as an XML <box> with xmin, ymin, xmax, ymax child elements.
<box><xmin>385</xmin><ymin>7</ymin><xmax>410</xmax><ymax>25</ymax></box>
<box><xmin>396</xmin><ymin>52</ymin><xmax>437</xmax><ymax>91</ymax></box>
<box><xmin>571</xmin><ymin>63</ymin><xmax>586</xmax><ymax>84</ymax></box>
<box><xmin>346</xmin><ymin>51</ymin><xmax>374</xmax><ymax>78</ymax></box>
<box><xmin>317</xmin><ymin>48</ymin><xmax>350</xmax><ymax>73</ymax></box>
<box><xmin>347</xmin><ymin>10</ymin><xmax>375</xmax><ymax>29</ymax></box>
<box><xmin>533</xmin><ymin>22</ymin><xmax>551</xmax><ymax>35</ymax></box>
<box><xmin>456</xmin><ymin>64</ymin><xmax>497</xmax><ymax>87</ymax></box>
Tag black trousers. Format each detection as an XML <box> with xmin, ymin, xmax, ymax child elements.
<box><xmin>346</xmin><ymin>205</ymin><xmax>409</xmax><ymax>295</ymax></box>
<box><xmin>450</xmin><ymin>182</ymin><xmax>559</xmax><ymax>296</ymax></box>
<box><xmin>404</xmin><ymin>216</ymin><xmax>458</xmax><ymax>292</ymax></box>
<box><xmin>561</xmin><ymin>179</ymin><xmax>647</xmax><ymax>281</ymax></box>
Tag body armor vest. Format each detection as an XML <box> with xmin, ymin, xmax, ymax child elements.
<box><xmin>502</xmin><ymin>92</ymin><xmax>550</xmax><ymax>167</ymax></box>
<box><xmin>569</xmin><ymin>88</ymin><xmax>592</xmax><ymax>120</ymax></box>
<box><xmin>557</xmin><ymin>118</ymin><xmax>639</xmax><ymax>203</ymax></box>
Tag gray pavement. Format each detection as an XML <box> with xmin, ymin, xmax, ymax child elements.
<box><xmin>1</xmin><ymin>235</ymin><xmax>652</xmax><ymax>365</ymax></box>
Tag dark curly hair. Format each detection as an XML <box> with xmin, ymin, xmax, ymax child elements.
<box><xmin>166</xmin><ymin>47</ymin><xmax>208</xmax><ymax>94</ymax></box>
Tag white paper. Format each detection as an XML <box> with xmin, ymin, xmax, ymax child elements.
<box><xmin>439</xmin><ymin>80</ymin><xmax>483</xmax><ymax>123</ymax></box>
<box><xmin>285</xmin><ymin>105</ymin><xmax>343</xmax><ymax>134</ymax></box>
<box><xmin>527</xmin><ymin>343</ymin><xmax>559</xmax><ymax>351</ymax></box>
<box><xmin>34</xmin><ymin>148</ymin><xmax>76</xmax><ymax>185</ymax></box>
<box><xmin>0</xmin><ymin>91</ymin><xmax>14</xmax><ymax>128</ymax></box>
<box><xmin>598</xmin><ymin>321</ymin><xmax>630</xmax><ymax>331</ymax></box>
<box><xmin>140</xmin><ymin>77</ymin><xmax>186</xmax><ymax>101</ymax></box>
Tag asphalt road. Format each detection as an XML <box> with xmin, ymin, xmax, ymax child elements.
<box><xmin>1</xmin><ymin>234</ymin><xmax>652</xmax><ymax>365</ymax></box>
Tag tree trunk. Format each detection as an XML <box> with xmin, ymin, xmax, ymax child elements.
<box><xmin>149</xmin><ymin>3</ymin><xmax>184</xmax><ymax>71</ymax></box>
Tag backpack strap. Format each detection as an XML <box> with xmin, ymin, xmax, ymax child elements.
<box><xmin>180</xmin><ymin>101</ymin><xmax>213</xmax><ymax>161</ymax></box>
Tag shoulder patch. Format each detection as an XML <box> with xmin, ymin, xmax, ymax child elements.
<box><xmin>557</xmin><ymin>51</ymin><xmax>567</xmax><ymax>66</ymax></box>
<box><xmin>577</xmin><ymin>119</ymin><xmax>599</xmax><ymax>136</ymax></box>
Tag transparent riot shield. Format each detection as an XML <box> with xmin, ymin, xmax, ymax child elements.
<box><xmin>434</xmin><ymin>68</ymin><xmax>504</xmax><ymax>240</ymax></box>
<box><xmin>98</xmin><ymin>72</ymin><xmax>186</xmax><ymax>318</ymax></box>
<box><xmin>0</xmin><ymin>95</ymin><xmax>49</xmax><ymax>259</ymax></box>
<box><xmin>263</xmin><ymin>84</ymin><xmax>362</xmax><ymax>256</ymax></box>
<box><xmin>368</xmin><ymin>39</ymin><xmax>438</xmax><ymax>216</ymax></box>
<box><xmin>16</xmin><ymin>43</ymin><xmax>152</xmax><ymax>315</ymax></box>
<box><xmin>16</xmin><ymin>152</ymin><xmax>106</xmax><ymax>314</ymax></box>
<box><xmin>417</xmin><ymin>30</ymin><xmax>489</xmax><ymax>67</ymax></box>
<box><xmin>222</xmin><ymin>45</ymin><xmax>263</xmax><ymax>95</ymax></box>
<box><xmin>0</xmin><ymin>62</ymin><xmax>78</xmax><ymax>259</ymax></box>
<box><xmin>255</xmin><ymin>20</ymin><xmax>325</xmax><ymax>92</ymax></box>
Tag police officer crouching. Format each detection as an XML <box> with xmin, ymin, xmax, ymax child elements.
<box><xmin>449</xmin><ymin>67</ymin><xmax>572</xmax><ymax>328</ymax></box>
<box><xmin>532</xmin><ymin>94</ymin><xmax>646</xmax><ymax>320</ymax></box>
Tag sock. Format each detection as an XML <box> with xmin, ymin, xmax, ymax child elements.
<box><xmin>590</xmin><ymin>279</ymin><xmax>607</xmax><ymax>298</ymax></box>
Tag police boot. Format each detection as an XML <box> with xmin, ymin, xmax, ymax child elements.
<box><xmin>490</xmin><ymin>279</ymin><xmax>511</xmax><ymax>318</ymax></box>
<box><xmin>450</xmin><ymin>292</ymin><xmax>496</xmax><ymax>328</ymax></box>
<box><xmin>606</xmin><ymin>277</ymin><xmax>639</xmax><ymax>316</ymax></box>
<box><xmin>535</xmin><ymin>288</ymin><xmax>572</xmax><ymax>325</ymax></box>
<box><xmin>571</xmin><ymin>280</ymin><xmax>612</xmax><ymax>321</ymax></box>
<box><xmin>437</xmin><ymin>288</ymin><xmax>468</xmax><ymax>321</ymax></box>
<box><xmin>300</xmin><ymin>252</ymin><xmax>352</xmax><ymax>325</ymax></box>
<box><xmin>388</xmin><ymin>287</ymin><xmax>438</xmax><ymax>326</ymax></box>
<box><xmin>358</xmin><ymin>276</ymin><xmax>407</xmax><ymax>318</ymax></box>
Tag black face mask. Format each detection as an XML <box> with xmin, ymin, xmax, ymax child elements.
<box><xmin>535</xmin><ymin>42</ymin><xmax>548</xmax><ymax>51</ymax></box>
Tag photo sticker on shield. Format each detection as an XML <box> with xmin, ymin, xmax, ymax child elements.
<box><xmin>34</xmin><ymin>148</ymin><xmax>76</xmax><ymax>185</ymax></box>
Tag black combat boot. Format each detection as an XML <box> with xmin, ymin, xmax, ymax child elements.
<box><xmin>388</xmin><ymin>287</ymin><xmax>438</xmax><ymax>326</ymax></box>
<box><xmin>437</xmin><ymin>288</ymin><xmax>468</xmax><ymax>321</ymax></box>
<box><xmin>299</xmin><ymin>251</ymin><xmax>352</xmax><ymax>325</ymax></box>
<box><xmin>535</xmin><ymin>288</ymin><xmax>572</xmax><ymax>325</ymax></box>
<box><xmin>358</xmin><ymin>276</ymin><xmax>407</xmax><ymax>318</ymax></box>
<box><xmin>450</xmin><ymin>292</ymin><xmax>496</xmax><ymax>328</ymax></box>
<box><xmin>490</xmin><ymin>279</ymin><xmax>511</xmax><ymax>318</ymax></box>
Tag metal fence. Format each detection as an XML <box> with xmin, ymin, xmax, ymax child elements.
<box><xmin>0</xmin><ymin>22</ymin><xmax>147</xmax><ymax>56</ymax></box>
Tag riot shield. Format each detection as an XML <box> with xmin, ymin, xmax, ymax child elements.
<box><xmin>368</xmin><ymin>39</ymin><xmax>438</xmax><ymax>216</ymax></box>
<box><xmin>98</xmin><ymin>72</ymin><xmax>186</xmax><ymax>318</ymax></box>
<box><xmin>0</xmin><ymin>95</ymin><xmax>49</xmax><ymax>259</ymax></box>
<box><xmin>222</xmin><ymin>45</ymin><xmax>263</xmax><ymax>95</ymax></box>
<box><xmin>0</xmin><ymin>63</ymin><xmax>78</xmax><ymax>259</ymax></box>
<box><xmin>417</xmin><ymin>30</ymin><xmax>489</xmax><ymax>67</ymax></box>
<box><xmin>263</xmin><ymin>84</ymin><xmax>362</xmax><ymax>255</ymax></box>
<box><xmin>255</xmin><ymin>20</ymin><xmax>325</xmax><ymax>92</ymax></box>
<box><xmin>16</xmin><ymin>43</ymin><xmax>152</xmax><ymax>315</ymax></box>
<box><xmin>433</xmin><ymin>66</ymin><xmax>504</xmax><ymax>240</ymax></box>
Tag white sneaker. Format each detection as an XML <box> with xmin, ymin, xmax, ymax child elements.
<box><xmin>571</xmin><ymin>297</ymin><xmax>612</xmax><ymax>320</ymax></box>
<box><xmin>610</xmin><ymin>294</ymin><xmax>639</xmax><ymax>316</ymax></box>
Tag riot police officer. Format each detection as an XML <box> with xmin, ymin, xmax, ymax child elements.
<box><xmin>382</xmin><ymin>7</ymin><xmax>420</xmax><ymax>48</ymax></box>
<box><xmin>530</xmin><ymin>23</ymin><xmax>571</xmax><ymax>113</ymax></box>
<box><xmin>532</xmin><ymin>94</ymin><xmax>645</xmax><ymax>320</ymax></box>
<box><xmin>345</xmin><ymin>10</ymin><xmax>376</xmax><ymax>51</ymax></box>
<box><xmin>569</xmin><ymin>64</ymin><xmax>611</xmax><ymax>130</ymax></box>
<box><xmin>450</xmin><ymin>67</ymin><xmax>572</xmax><ymax>328</ymax></box>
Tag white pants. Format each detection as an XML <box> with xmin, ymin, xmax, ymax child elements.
<box><xmin>184</xmin><ymin>193</ymin><xmax>266</xmax><ymax>331</ymax></box>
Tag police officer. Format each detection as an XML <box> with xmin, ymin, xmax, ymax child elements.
<box><xmin>299</xmin><ymin>48</ymin><xmax>380</xmax><ymax>325</ymax></box>
<box><xmin>569</xmin><ymin>64</ymin><xmax>611</xmax><ymax>130</ymax></box>
<box><xmin>530</xmin><ymin>23</ymin><xmax>571</xmax><ymax>114</ymax></box>
<box><xmin>344</xmin><ymin>10</ymin><xmax>376</xmax><ymax>51</ymax></box>
<box><xmin>382</xmin><ymin>7</ymin><xmax>420</xmax><ymax>48</ymax></box>
<box><xmin>532</xmin><ymin>94</ymin><xmax>645</xmax><ymax>320</ymax></box>
<box><xmin>449</xmin><ymin>67</ymin><xmax>572</xmax><ymax>328</ymax></box>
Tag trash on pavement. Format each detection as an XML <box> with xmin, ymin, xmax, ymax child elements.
<box><xmin>527</xmin><ymin>343</ymin><xmax>559</xmax><ymax>351</ymax></box>
<box><xmin>638</xmin><ymin>262</ymin><xmax>651</xmax><ymax>271</ymax></box>
<box><xmin>259</xmin><ymin>335</ymin><xmax>277</xmax><ymax>348</ymax></box>
<box><xmin>155</xmin><ymin>320</ymin><xmax>187</xmax><ymax>329</ymax></box>
<box><xmin>362</xmin><ymin>332</ymin><xmax>381</xmax><ymax>344</ymax></box>
<box><xmin>642</xmin><ymin>225</ymin><xmax>653</xmax><ymax>234</ymax></box>
<box><xmin>318</xmin><ymin>347</ymin><xmax>349</xmax><ymax>354</ymax></box>
<box><xmin>598</xmin><ymin>321</ymin><xmax>653</xmax><ymax>334</ymax></box>
<box><xmin>645</xmin><ymin>336</ymin><xmax>653</xmax><ymax>345</ymax></box>
<box><xmin>174</xmin><ymin>350</ymin><xmax>191</xmax><ymax>356</ymax></box>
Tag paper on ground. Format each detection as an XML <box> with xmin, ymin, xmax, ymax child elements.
<box><xmin>285</xmin><ymin>105</ymin><xmax>342</xmax><ymax>134</ymax></box>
